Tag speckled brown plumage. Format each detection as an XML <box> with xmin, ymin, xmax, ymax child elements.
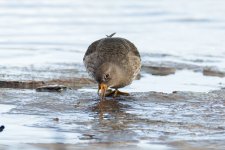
<box><xmin>83</xmin><ymin>34</ymin><xmax>141</xmax><ymax>97</ymax></box>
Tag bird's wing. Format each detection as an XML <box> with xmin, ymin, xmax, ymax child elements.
<box><xmin>83</xmin><ymin>39</ymin><xmax>101</xmax><ymax>59</ymax></box>
<box><xmin>83</xmin><ymin>39</ymin><xmax>102</xmax><ymax>78</ymax></box>
<box><xmin>123</xmin><ymin>39</ymin><xmax>141</xmax><ymax>58</ymax></box>
<box><xmin>127</xmin><ymin>51</ymin><xmax>142</xmax><ymax>80</ymax></box>
<box><xmin>125</xmin><ymin>39</ymin><xmax>141</xmax><ymax>80</ymax></box>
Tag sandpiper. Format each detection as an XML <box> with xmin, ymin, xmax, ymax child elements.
<box><xmin>83</xmin><ymin>33</ymin><xmax>141</xmax><ymax>100</ymax></box>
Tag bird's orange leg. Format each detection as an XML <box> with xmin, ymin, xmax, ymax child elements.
<box><xmin>105</xmin><ymin>89</ymin><xmax>130</xmax><ymax>97</ymax></box>
<box><xmin>113</xmin><ymin>89</ymin><xmax>130</xmax><ymax>97</ymax></box>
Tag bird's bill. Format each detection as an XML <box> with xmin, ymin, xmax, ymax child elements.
<box><xmin>99</xmin><ymin>83</ymin><xmax>108</xmax><ymax>100</ymax></box>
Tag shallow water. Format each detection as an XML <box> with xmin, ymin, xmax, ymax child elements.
<box><xmin>1</xmin><ymin>89</ymin><xmax>225</xmax><ymax>150</ymax></box>
<box><xmin>0</xmin><ymin>0</ymin><xmax>225</xmax><ymax>149</ymax></box>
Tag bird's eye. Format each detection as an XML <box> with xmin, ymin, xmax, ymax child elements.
<box><xmin>103</xmin><ymin>74</ymin><xmax>110</xmax><ymax>81</ymax></box>
<box><xmin>105</xmin><ymin>74</ymin><xmax>109</xmax><ymax>78</ymax></box>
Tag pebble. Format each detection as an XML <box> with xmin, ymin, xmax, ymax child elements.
<box><xmin>36</xmin><ymin>85</ymin><xmax>67</xmax><ymax>92</ymax></box>
<box><xmin>0</xmin><ymin>125</ymin><xmax>5</xmax><ymax>132</ymax></box>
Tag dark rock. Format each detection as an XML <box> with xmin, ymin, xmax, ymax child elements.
<box><xmin>142</xmin><ymin>61</ymin><xmax>202</xmax><ymax>72</ymax></box>
<box><xmin>79</xmin><ymin>134</ymin><xmax>96</xmax><ymax>140</ymax></box>
<box><xmin>0</xmin><ymin>78</ymin><xmax>95</xmax><ymax>90</ymax></box>
<box><xmin>0</xmin><ymin>125</ymin><xmax>5</xmax><ymax>132</ymax></box>
<box><xmin>142</xmin><ymin>65</ymin><xmax>176</xmax><ymax>76</ymax></box>
<box><xmin>0</xmin><ymin>80</ymin><xmax>45</xmax><ymax>89</ymax></box>
<box><xmin>53</xmin><ymin>118</ymin><xmax>59</xmax><ymax>122</ymax></box>
<box><xmin>203</xmin><ymin>67</ymin><xmax>225</xmax><ymax>77</ymax></box>
<box><xmin>36</xmin><ymin>85</ymin><xmax>67</xmax><ymax>92</ymax></box>
<box><xmin>47</xmin><ymin>78</ymin><xmax>96</xmax><ymax>89</ymax></box>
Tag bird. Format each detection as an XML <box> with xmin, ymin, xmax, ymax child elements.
<box><xmin>83</xmin><ymin>33</ymin><xmax>141</xmax><ymax>100</ymax></box>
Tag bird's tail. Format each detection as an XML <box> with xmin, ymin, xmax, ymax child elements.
<box><xmin>106</xmin><ymin>32</ymin><xmax>116</xmax><ymax>38</ymax></box>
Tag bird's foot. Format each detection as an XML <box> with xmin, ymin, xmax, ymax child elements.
<box><xmin>105</xmin><ymin>89</ymin><xmax>130</xmax><ymax>98</ymax></box>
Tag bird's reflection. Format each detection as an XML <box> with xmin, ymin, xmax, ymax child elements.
<box><xmin>91</xmin><ymin>98</ymin><xmax>131</xmax><ymax>130</ymax></box>
<box><xmin>77</xmin><ymin>97</ymin><xmax>139</xmax><ymax>143</ymax></box>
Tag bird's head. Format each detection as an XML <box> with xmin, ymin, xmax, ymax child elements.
<box><xmin>95</xmin><ymin>62</ymin><xmax>123</xmax><ymax>99</ymax></box>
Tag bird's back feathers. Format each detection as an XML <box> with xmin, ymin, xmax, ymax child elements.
<box><xmin>83</xmin><ymin>36</ymin><xmax>141</xmax><ymax>87</ymax></box>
